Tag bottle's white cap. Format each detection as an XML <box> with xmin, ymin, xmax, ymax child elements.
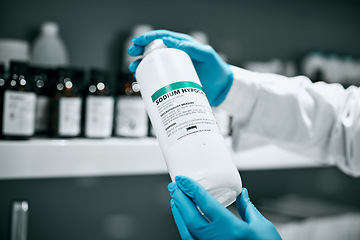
<box><xmin>41</xmin><ymin>22</ymin><xmax>59</xmax><ymax>36</ymax></box>
<box><xmin>132</xmin><ymin>24</ymin><xmax>153</xmax><ymax>37</ymax></box>
<box><xmin>143</xmin><ymin>39</ymin><xmax>167</xmax><ymax>57</ymax></box>
<box><xmin>189</xmin><ymin>31</ymin><xmax>209</xmax><ymax>45</ymax></box>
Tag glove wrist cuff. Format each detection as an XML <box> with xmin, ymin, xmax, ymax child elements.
<box><xmin>212</xmin><ymin>70</ymin><xmax>234</xmax><ymax>106</ymax></box>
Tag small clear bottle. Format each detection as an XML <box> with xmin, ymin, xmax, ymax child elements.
<box><xmin>84</xmin><ymin>68</ymin><xmax>114</xmax><ymax>138</ymax></box>
<box><xmin>2</xmin><ymin>61</ymin><xmax>36</xmax><ymax>139</ymax></box>
<box><xmin>51</xmin><ymin>68</ymin><xmax>83</xmax><ymax>138</ymax></box>
<box><xmin>135</xmin><ymin>40</ymin><xmax>242</xmax><ymax>207</ymax></box>
<box><xmin>115</xmin><ymin>73</ymin><xmax>148</xmax><ymax>137</ymax></box>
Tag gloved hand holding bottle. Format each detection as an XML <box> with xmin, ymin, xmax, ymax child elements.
<box><xmin>128</xmin><ymin>29</ymin><xmax>233</xmax><ymax>106</ymax></box>
<box><xmin>168</xmin><ymin>176</ymin><xmax>282</xmax><ymax>240</ymax></box>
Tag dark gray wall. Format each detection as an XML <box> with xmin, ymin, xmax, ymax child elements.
<box><xmin>1</xmin><ymin>0</ymin><xmax>360</xmax><ymax>72</ymax></box>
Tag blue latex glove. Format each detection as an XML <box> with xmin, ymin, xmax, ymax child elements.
<box><xmin>128</xmin><ymin>30</ymin><xmax>233</xmax><ymax>106</ymax></box>
<box><xmin>168</xmin><ymin>176</ymin><xmax>282</xmax><ymax>240</ymax></box>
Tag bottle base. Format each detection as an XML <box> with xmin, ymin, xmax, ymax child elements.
<box><xmin>170</xmin><ymin>167</ymin><xmax>242</xmax><ymax>207</ymax></box>
<box><xmin>2</xmin><ymin>135</ymin><xmax>32</xmax><ymax>140</ymax></box>
<box><xmin>208</xmin><ymin>187</ymin><xmax>239</xmax><ymax>207</ymax></box>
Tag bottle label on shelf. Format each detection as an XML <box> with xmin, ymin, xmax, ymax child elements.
<box><xmin>35</xmin><ymin>95</ymin><xmax>50</xmax><ymax>132</ymax></box>
<box><xmin>115</xmin><ymin>96</ymin><xmax>148</xmax><ymax>137</ymax></box>
<box><xmin>85</xmin><ymin>96</ymin><xmax>114</xmax><ymax>138</ymax></box>
<box><xmin>58</xmin><ymin>97</ymin><xmax>82</xmax><ymax>136</ymax></box>
<box><xmin>151</xmin><ymin>81</ymin><xmax>220</xmax><ymax>146</ymax></box>
<box><xmin>2</xmin><ymin>90</ymin><xmax>36</xmax><ymax>136</ymax></box>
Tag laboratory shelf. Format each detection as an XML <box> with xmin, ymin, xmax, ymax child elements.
<box><xmin>0</xmin><ymin>137</ymin><xmax>324</xmax><ymax>180</ymax></box>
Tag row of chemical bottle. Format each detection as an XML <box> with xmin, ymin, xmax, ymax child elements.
<box><xmin>0</xmin><ymin>61</ymin><xmax>232</xmax><ymax>140</ymax></box>
<box><xmin>302</xmin><ymin>51</ymin><xmax>360</xmax><ymax>86</ymax></box>
<box><xmin>243</xmin><ymin>53</ymin><xmax>360</xmax><ymax>87</ymax></box>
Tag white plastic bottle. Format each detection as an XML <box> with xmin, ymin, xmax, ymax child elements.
<box><xmin>135</xmin><ymin>40</ymin><xmax>242</xmax><ymax>207</ymax></box>
<box><xmin>31</xmin><ymin>22</ymin><xmax>68</xmax><ymax>67</ymax></box>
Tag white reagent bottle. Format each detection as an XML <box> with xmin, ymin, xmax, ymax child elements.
<box><xmin>31</xmin><ymin>22</ymin><xmax>68</xmax><ymax>67</ymax></box>
<box><xmin>135</xmin><ymin>39</ymin><xmax>242</xmax><ymax>207</ymax></box>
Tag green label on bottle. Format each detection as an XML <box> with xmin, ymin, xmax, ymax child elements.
<box><xmin>151</xmin><ymin>81</ymin><xmax>203</xmax><ymax>104</ymax></box>
<box><xmin>151</xmin><ymin>81</ymin><xmax>220</xmax><ymax>147</ymax></box>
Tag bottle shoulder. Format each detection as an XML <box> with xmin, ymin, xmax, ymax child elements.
<box><xmin>146</xmin><ymin>47</ymin><xmax>186</xmax><ymax>57</ymax></box>
<box><xmin>33</xmin><ymin>35</ymin><xmax>66</xmax><ymax>48</ymax></box>
<box><xmin>139</xmin><ymin>48</ymin><xmax>190</xmax><ymax>68</ymax></box>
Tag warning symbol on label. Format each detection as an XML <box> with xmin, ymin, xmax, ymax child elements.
<box><xmin>186</xmin><ymin>125</ymin><xmax>197</xmax><ymax>131</ymax></box>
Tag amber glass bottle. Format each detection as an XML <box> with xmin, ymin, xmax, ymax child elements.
<box><xmin>114</xmin><ymin>73</ymin><xmax>148</xmax><ymax>137</ymax></box>
<box><xmin>0</xmin><ymin>64</ymin><xmax>6</xmax><ymax>138</ymax></box>
<box><xmin>84</xmin><ymin>68</ymin><xmax>114</xmax><ymax>138</ymax></box>
<box><xmin>28</xmin><ymin>66</ymin><xmax>52</xmax><ymax>136</ymax></box>
<box><xmin>51</xmin><ymin>68</ymin><xmax>83</xmax><ymax>138</ymax></box>
<box><xmin>2</xmin><ymin>61</ymin><xmax>36</xmax><ymax>139</ymax></box>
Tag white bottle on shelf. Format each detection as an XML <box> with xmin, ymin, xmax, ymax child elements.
<box><xmin>31</xmin><ymin>22</ymin><xmax>69</xmax><ymax>67</ymax></box>
<box><xmin>135</xmin><ymin>39</ymin><xmax>242</xmax><ymax>207</ymax></box>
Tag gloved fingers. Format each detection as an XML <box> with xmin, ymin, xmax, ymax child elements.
<box><xmin>175</xmin><ymin>176</ymin><xmax>229</xmax><ymax>222</ymax></box>
<box><xmin>128</xmin><ymin>44</ymin><xmax>144</xmax><ymax>57</ymax></box>
<box><xmin>128</xmin><ymin>30</ymin><xmax>194</xmax><ymax>57</ymax></box>
<box><xmin>131</xmin><ymin>29</ymin><xmax>194</xmax><ymax>46</ymax></box>
<box><xmin>129</xmin><ymin>59</ymin><xmax>142</xmax><ymax>73</ymax></box>
<box><xmin>128</xmin><ymin>35</ymin><xmax>210</xmax><ymax>62</ymax></box>
<box><xmin>162</xmin><ymin>36</ymin><xmax>210</xmax><ymax>62</ymax></box>
<box><xmin>170</xmin><ymin>199</ymin><xmax>196</xmax><ymax>240</ymax></box>
<box><xmin>236</xmin><ymin>188</ymin><xmax>265</xmax><ymax>223</ymax></box>
<box><xmin>168</xmin><ymin>182</ymin><xmax>209</xmax><ymax>228</ymax></box>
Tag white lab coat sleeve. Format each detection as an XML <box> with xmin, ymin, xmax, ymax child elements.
<box><xmin>218</xmin><ymin>65</ymin><xmax>360</xmax><ymax>177</ymax></box>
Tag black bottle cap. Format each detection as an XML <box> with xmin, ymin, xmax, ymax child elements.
<box><xmin>57</xmin><ymin>67</ymin><xmax>74</xmax><ymax>80</ymax></box>
<box><xmin>9</xmin><ymin>61</ymin><xmax>28</xmax><ymax>75</ymax></box>
<box><xmin>28</xmin><ymin>66</ymin><xmax>48</xmax><ymax>81</ymax></box>
<box><xmin>28</xmin><ymin>66</ymin><xmax>49</xmax><ymax>94</ymax></box>
<box><xmin>89</xmin><ymin>68</ymin><xmax>112</xmax><ymax>95</ymax></box>
<box><xmin>73</xmin><ymin>68</ymin><xmax>86</xmax><ymax>92</ymax></box>
<box><xmin>28</xmin><ymin>66</ymin><xmax>48</xmax><ymax>75</ymax></box>
<box><xmin>117</xmin><ymin>71</ymin><xmax>138</xmax><ymax>96</ymax></box>
<box><xmin>57</xmin><ymin>67</ymin><xmax>86</xmax><ymax>94</ymax></box>
<box><xmin>90</xmin><ymin>68</ymin><xmax>109</xmax><ymax>83</ymax></box>
<box><xmin>0</xmin><ymin>63</ymin><xmax>5</xmax><ymax>87</ymax></box>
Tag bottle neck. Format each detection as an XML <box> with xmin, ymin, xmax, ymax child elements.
<box><xmin>143</xmin><ymin>39</ymin><xmax>167</xmax><ymax>57</ymax></box>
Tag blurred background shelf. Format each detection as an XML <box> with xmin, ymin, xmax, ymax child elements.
<box><xmin>0</xmin><ymin>137</ymin><xmax>321</xmax><ymax>179</ymax></box>
<box><xmin>1</xmin><ymin>1</ymin><xmax>359</xmax><ymax>240</ymax></box>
